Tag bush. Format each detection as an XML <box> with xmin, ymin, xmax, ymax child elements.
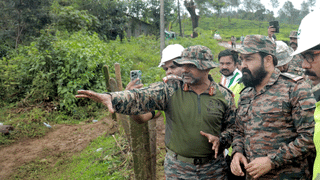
<box><xmin>2</xmin><ymin>30</ymin><xmax>133</xmax><ymax>112</ymax></box>
<box><xmin>1</xmin><ymin>27</ymin><xmax>224</xmax><ymax>114</ymax></box>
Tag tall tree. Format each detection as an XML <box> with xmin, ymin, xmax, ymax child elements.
<box><xmin>0</xmin><ymin>0</ymin><xmax>52</xmax><ymax>49</ymax></box>
<box><xmin>184</xmin><ymin>0</ymin><xmax>200</xmax><ymax>37</ymax></box>
<box><xmin>308</xmin><ymin>0</ymin><xmax>316</xmax><ymax>10</ymax></box>
<box><xmin>242</xmin><ymin>0</ymin><xmax>263</xmax><ymax>12</ymax></box>
<box><xmin>225</xmin><ymin>0</ymin><xmax>241</xmax><ymax>12</ymax></box>
<box><xmin>128</xmin><ymin>0</ymin><xmax>147</xmax><ymax>19</ymax></box>
<box><xmin>210</xmin><ymin>0</ymin><xmax>227</xmax><ymax>17</ymax></box>
<box><xmin>127</xmin><ymin>0</ymin><xmax>176</xmax><ymax>36</ymax></box>
<box><xmin>278</xmin><ymin>1</ymin><xmax>300</xmax><ymax>24</ymax></box>
<box><xmin>300</xmin><ymin>1</ymin><xmax>310</xmax><ymax>18</ymax></box>
<box><xmin>75</xmin><ymin>0</ymin><xmax>128</xmax><ymax>40</ymax></box>
<box><xmin>270</xmin><ymin>0</ymin><xmax>279</xmax><ymax>15</ymax></box>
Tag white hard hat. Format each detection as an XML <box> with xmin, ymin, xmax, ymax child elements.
<box><xmin>291</xmin><ymin>10</ymin><xmax>320</xmax><ymax>56</ymax></box>
<box><xmin>158</xmin><ymin>44</ymin><xmax>185</xmax><ymax>67</ymax></box>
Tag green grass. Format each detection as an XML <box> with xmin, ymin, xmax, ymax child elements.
<box><xmin>0</xmin><ymin>103</ymin><xmax>107</xmax><ymax>145</ymax></box>
<box><xmin>11</xmin><ymin>133</ymin><xmax>133</xmax><ymax>180</ymax></box>
<box><xmin>171</xmin><ymin>16</ymin><xmax>299</xmax><ymax>43</ymax></box>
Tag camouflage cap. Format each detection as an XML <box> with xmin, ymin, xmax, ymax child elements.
<box><xmin>174</xmin><ymin>45</ymin><xmax>218</xmax><ymax>70</ymax></box>
<box><xmin>289</xmin><ymin>30</ymin><xmax>298</xmax><ymax>38</ymax></box>
<box><xmin>236</xmin><ymin>35</ymin><xmax>276</xmax><ymax>56</ymax></box>
<box><xmin>275</xmin><ymin>41</ymin><xmax>294</xmax><ymax>67</ymax></box>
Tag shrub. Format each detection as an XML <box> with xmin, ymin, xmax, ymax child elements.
<box><xmin>1</xmin><ymin>28</ymin><xmax>224</xmax><ymax>114</ymax></box>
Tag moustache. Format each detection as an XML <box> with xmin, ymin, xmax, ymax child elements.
<box><xmin>290</xmin><ymin>42</ymin><xmax>297</xmax><ymax>47</ymax></box>
<box><xmin>182</xmin><ymin>73</ymin><xmax>193</xmax><ymax>78</ymax></box>
<box><xmin>305</xmin><ymin>70</ymin><xmax>317</xmax><ymax>76</ymax></box>
<box><xmin>219</xmin><ymin>69</ymin><xmax>230</xmax><ymax>73</ymax></box>
<box><xmin>242</xmin><ymin>68</ymin><xmax>252</xmax><ymax>75</ymax></box>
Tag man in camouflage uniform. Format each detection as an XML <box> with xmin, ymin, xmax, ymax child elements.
<box><xmin>76</xmin><ymin>45</ymin><xmax>236</xmax><ymax>179</ymax></box>
<box><xmin>230</xmin><ymin>35</ymin><xmax>316</xmax><ymax>179</ymax></box>
<box><xmin>275</xmin><ymin>40</ymin><xmax>305</xmax><ymax>76</ymax></box>
<box><xmin>288</xmin><ymin>30</ymin><xmax>305</xmax><ymax>68</ymax></box>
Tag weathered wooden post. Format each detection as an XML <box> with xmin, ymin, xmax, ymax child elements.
<box><xmin>105</xmin><ymin>63</ymin><xmax>156</xmax><ymax>180</ymax></box>
<box><xmin>114</xmin><ymin>63</ymin><xmax>131</xmax><ymax>141</ymax></box>
<box><xmin>103</xmin><ymin>65</ymin><xmax>117</xmax><ymax>121</ymax></box>
<box><xmin>131</xmin><ymin>120</ymin><xmax>153</xmax><ymax>180</ymax></box>
<box><xmin>148</xmin><ymin>120</ymin><xmax>157</xmax><ymax>180</ymax></box>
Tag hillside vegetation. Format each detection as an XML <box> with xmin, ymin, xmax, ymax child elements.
<box><xmin>0</xmin><ymin>16</ymin><xmax>298</xmax><ymax>146</ymax></box>
<box><xmin>0</xmin><ymin>9</ymin><xmax>301</xmax><ymax>179</ymax></box>
<box><xmin>171</xmin><ymin>17</ymin><xmax>299</xmax><ymax>43</ymax></box>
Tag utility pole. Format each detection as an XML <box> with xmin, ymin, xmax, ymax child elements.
<box><xmin>160</xmin><ymin>0</ymin><xmax>165</xmax><ymax>53</ymax></box>
<box><xmin>178</xmin><ymin>0</ymin><xmax>182</xmax><ymax>37</ymax></box>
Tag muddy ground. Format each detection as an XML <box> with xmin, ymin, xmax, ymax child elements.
<box><xmin>0</xmin><ymin>115</ymin><xmax>166</xmax><ymax>179</ymax></box>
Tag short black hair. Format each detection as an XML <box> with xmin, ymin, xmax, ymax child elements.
<box><xmin>218</xmin><ymin>49</ymin><xmax>238</xmax><ymax>64</ymax></box>
<box><xmin>259</xmin><ymin>52</ymin><xmax>278</xmax><ymax>66</ymax></box>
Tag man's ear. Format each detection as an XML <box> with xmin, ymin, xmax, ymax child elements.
<box><xmin>264</xmin><ymin>55</ymin><xmax>274</xmax><ymax>68</ymax></box>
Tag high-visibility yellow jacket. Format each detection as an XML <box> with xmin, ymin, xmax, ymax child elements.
<box><xmin>314</xmin><ymin>101</ymin><xmax>320</xmax><ymax>179</ymax></box>
<box><xmin>229</xmin><ymin>82</ymin><xmax>245</xmax><ymax>108</ymax></box>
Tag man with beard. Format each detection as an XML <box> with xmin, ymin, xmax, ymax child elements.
<box><xmin>230</xmin><ymin>35</ymin><xmax>316</xmax><ymax>179</ymax></box>
<box><xmin>219</xmin><ymin>49</ymin><xmax>242</xmax><ymax>89</ymax></box>
<box><xmin>291</xmin><ymin>10</ymin><xmax>320</xmax><ymax>179</ymax></box>
<box><xmin>76</xmin><ymin>45</ymin><xmax>236</xmax><ymax>179</ymax></box>
<box><xmin>288</xmin><ymin>30</ymin><xmax>305</xmax><ymax>68</ymax></box>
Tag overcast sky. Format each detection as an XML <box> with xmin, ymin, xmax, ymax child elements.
<box><xmin>260</xmin><ymin>0</ymin><xmax>319</xmax><ymax>16</ymax></box>
<box><xmin>179</xmin><ymin>0</ymin><xmax>320</xmax><ymax>18</ymax></box>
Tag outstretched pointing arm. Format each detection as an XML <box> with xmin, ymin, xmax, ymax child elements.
<box><xmin>75</xmin><ymin>90</ymin><xmax>115</xmax><ymax>113</ymax></box>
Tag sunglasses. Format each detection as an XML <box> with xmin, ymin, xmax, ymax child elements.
<box><xmin>301</xmin><ymin>50</ymin><xmax>320</xmax><ymax>63</ymax></box>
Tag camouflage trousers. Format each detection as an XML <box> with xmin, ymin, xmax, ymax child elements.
<box><xmin>164</xmin><ymin>152</ymin><xmax>228</xmax><ymax>180</ymax></box>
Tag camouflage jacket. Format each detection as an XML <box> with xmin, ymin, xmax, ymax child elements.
<box><xmin>109</xmin><ymin>76</ymin><xmax>236</xmax><ymax>158</ymax></box>
<box><xmin>287</xmin><ymin>65</ymin><xmax>305</xmax><ymax>76</ymax></box>
<box><xmin>288</xmin><ymin>54</ymin><xmax>304</xmax><ymax>68</ymax></box>
<box><xmin>312</xmin><ymin>83</ymin><xmax>320</xmax><ymax>101</ymax></box>
<box><xmin>232</xmin><ymin>68</ymin><xmax>316</xmax><ymax>179</ymax></box>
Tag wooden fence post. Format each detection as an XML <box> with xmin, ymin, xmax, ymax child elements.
<box><xmin>103</xmin><ymin>65</ymin><xmax>117</xmax><ymax>121</ymax></box>
<box><xmin>104</xmin><ymin>64</ymin><xmax>156</xmax><ymax>180</ymax></box>
<box><xmin>148</xmin><ymin>120</ymin><xmax>157</xmax><ymax>180</ymax></box>
<box><xmin>114</xmin><ymin>63</ymin><xmax>123</xmax><ymax>90</ymax></box>
<box><xmin>114</xmin><ymin>63</ymin><xmax>131</xmax><ymax>143</ymax></box>
<box><xmin>131</xmin><ymin>121</ymin><xmax>152</xmax><ymax>180</ymax></box>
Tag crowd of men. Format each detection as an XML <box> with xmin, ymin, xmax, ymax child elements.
<box><xmin>75</xmin><ymin>10</ymin><xmax>320</xmax><ymax>180</ymax></box>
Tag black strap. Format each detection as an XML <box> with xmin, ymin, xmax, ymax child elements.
<box><xmin>151</xmin><ymin>111</ymin><xmax>156</xmax><ymax>119</ymax></box>
<box><xmin>314</xmin><ymin>89</ymin><xmax>320</xmax><ymax>102</ymax></box>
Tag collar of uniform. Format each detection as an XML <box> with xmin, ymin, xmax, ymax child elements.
<box><xmin>182</xmin><ymin>80</ymin><xmax>217</xmax><ymax>96</ymax></box>
<box><xmin>266</xmin><ymin>68</ymin><xmax>281</xmax><ymax>87</ymax></box>
<box><xmin>255</xmin><ymin>68</ymin><xmax>280</xmax><ymax>95</ymax></box>
<box><xmin>312</xmin><ymin>83</ymin><xmax>320</xmax><ymax>102</ymax></box>
<box><xmin>312</xmin><ymin>83</ymin><xmax>320</xmax><ymax>94</ymax></box>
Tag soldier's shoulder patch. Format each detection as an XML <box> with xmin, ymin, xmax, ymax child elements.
<box><xmin>281</xmin><ymin>72</ymin><xmax>303</xmax><ymax>82</ymax></box>
<box><xmin>162</xmin><ymin>75</ymin><xmax>182</xmax><ymax>83</ymax></box>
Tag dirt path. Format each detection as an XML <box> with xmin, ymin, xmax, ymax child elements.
<box><xmin>0</xmin><ymin>116</ymin><xmax>165</xmax><ymax>179</ymax></box>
